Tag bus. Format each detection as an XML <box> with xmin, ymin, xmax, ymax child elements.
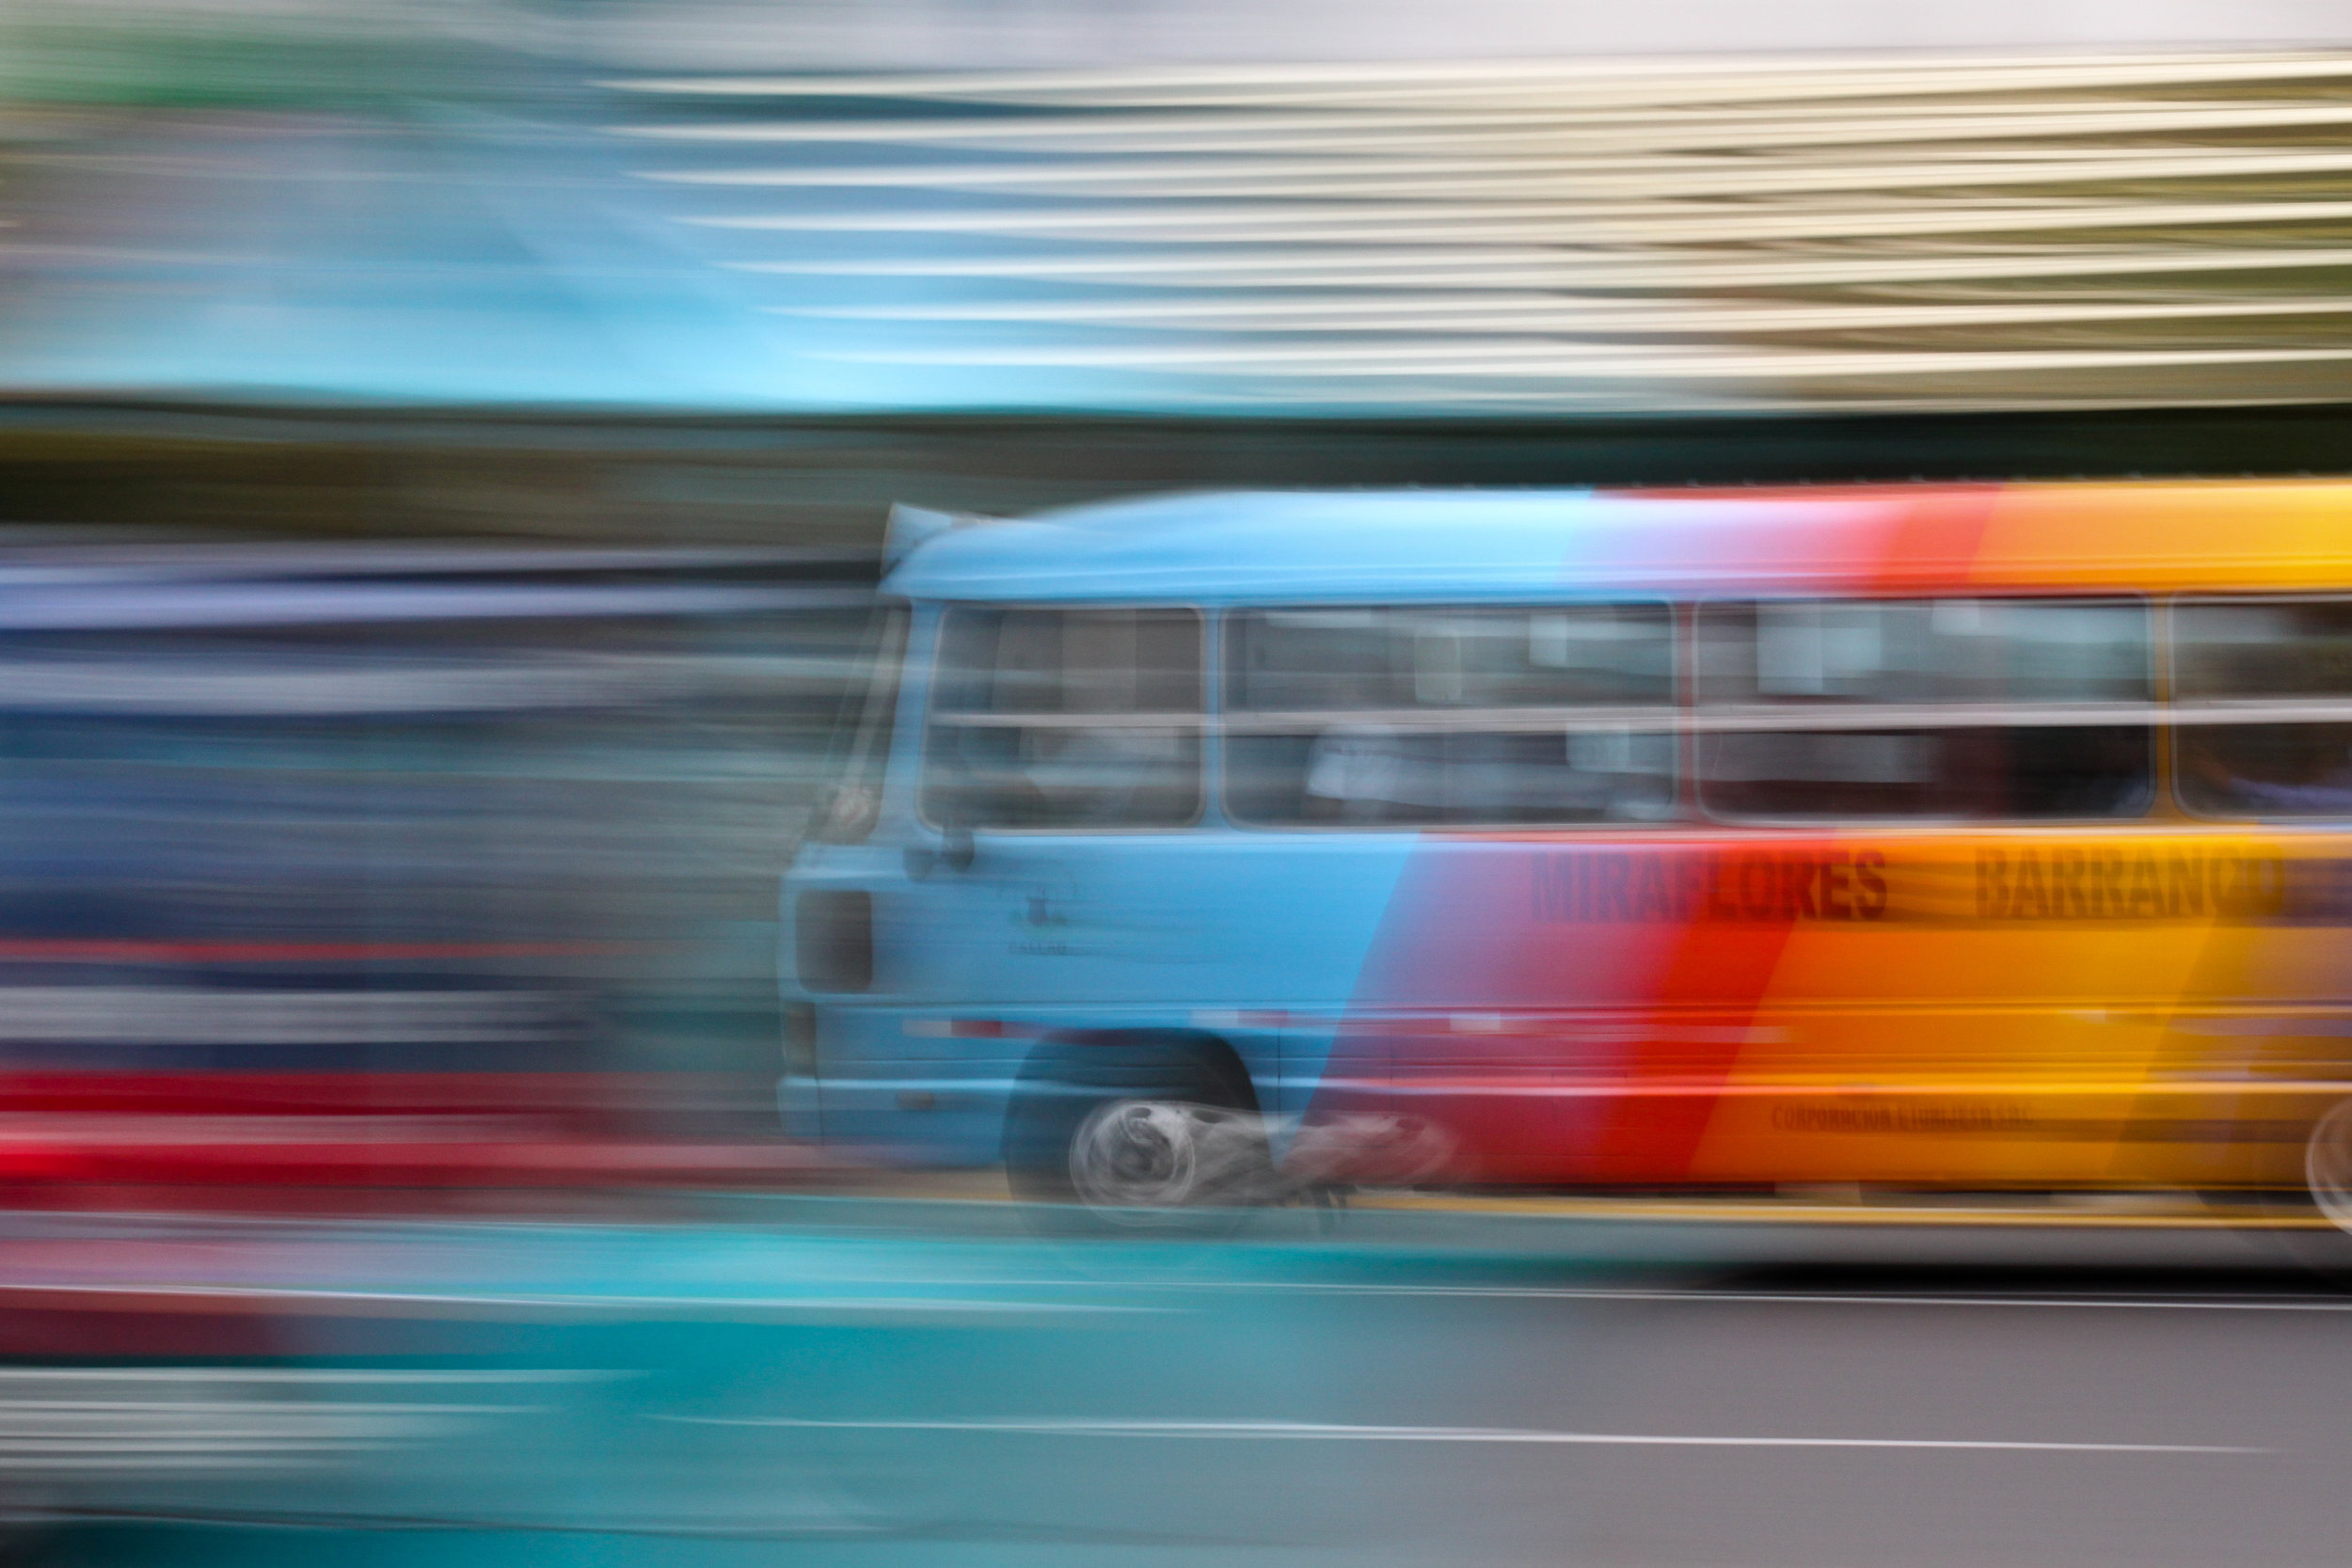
<box><xmin>782</xmin><ymin>482</ymin><xmax>2352</xmax><ymax>1225</ymax></box>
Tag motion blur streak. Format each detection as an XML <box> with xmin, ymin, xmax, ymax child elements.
<box><xmin>0</xmin><ymin>540</ymin><xmax>876</xmax><ymax>1203</ymax></box>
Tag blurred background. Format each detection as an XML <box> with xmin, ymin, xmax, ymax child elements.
<box><xmin>6</xmin><ymin>3</ymin><xmax>2352</xmax><ymax>1564</ymax></box>
<box><xmin>11</xmin><ymin>5</ymin><xmax>2352</xmax><ymax>1186</ymax></box>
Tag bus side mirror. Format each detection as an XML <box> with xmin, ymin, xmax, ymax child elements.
<box><xmin>811</xmin><ymin>783</ymin><xmax>881</xmax><ymax>845</ymax></box>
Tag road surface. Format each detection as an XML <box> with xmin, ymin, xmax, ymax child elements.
<box><xmin>11</xmin><ymin>1200</ymin><xmax>2350</xmax><ymax>1568</ymax></box>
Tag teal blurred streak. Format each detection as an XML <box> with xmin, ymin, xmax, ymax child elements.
<box><xmin>0</xmin><ymin>1204</ymin><xmax>1613</xmax><ymax>1566</ymax></box>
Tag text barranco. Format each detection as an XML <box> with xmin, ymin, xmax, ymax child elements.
<box><xmin>1526</xmin><ymin>846</ymin><xmax>2325</xmax><ymax>924</ymax></box>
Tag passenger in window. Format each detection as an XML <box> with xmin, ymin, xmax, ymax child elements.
<box><xmin>2002</xmin><ymin>726</ymin><xmax>2153</xmax><ymax>818</ymax></box>
<box><xmin>928</xmin><ymin>721</ymin><xmax>1040</xmax><ymax>826</ymax></box>
<box><xmin>2185</xmin><ymin>728</ymin><xmax>2352</xmax><ymax>818</ymax></box>
<box><xmin>1700</xmin><ymin>730</ymin><xmax>1940</xmax><ymax>818</ymax></box>
<box><xmin>1013</xmin><ymin>638</ymin><xmax>1200</xmax><ymax>826</ymax></box>
<box><xmin>1302</xmin><ymin>673</ymin><xmax>1431</xmax><ymax>823</ymax></box>
<box><xmin>1564</xmin><ymin>729</ymin><xmax>1676</xmax><ymax>821</ymax></box>
<box><xmin>1303</xmin><ymin>722</ymin><xmax>1422</xmax><ymax>823</ymax></box>
<box><xmin>1440</xmin><ymin>732</ymin><xmax>1542</xmax><ymax>820</ymax></box>
<box><xmin>1442</xmin><ymin>731</ymin><xmax>1668</xmax><ymax>823</ymax></box>
<box><xmin>1027</xmin><ymin>725</ymin><xmax>1192</xmax><ymax>825</ymax></box>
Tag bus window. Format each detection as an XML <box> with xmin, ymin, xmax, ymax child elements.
<box><xmin>922</xmin><ymin>608</ymin><xmax>1202</xmax><ymax>830</ymax></box>
<box><xmin>1696</xmin><ymin>598</ymin><xmax>2153</xmax><ymax>820</ymax></box>
<box><xmin>1223</xmin><ymin>605</ymin><xmax>1676</xmax><ymax>827</ymax></box>
<box><xmin>2177</xmin><ymin>597</ymin><xmax>2352</xmax><ymax>818</ymax></box>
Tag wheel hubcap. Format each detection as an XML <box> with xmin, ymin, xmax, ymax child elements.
<box><xmin>1069</xmin><ymin>1099</ymin><xmax>1207</xmax><ymax>1209</ymax></box>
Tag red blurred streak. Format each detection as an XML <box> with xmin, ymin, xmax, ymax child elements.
<box><xmin>0</xmin><ymin>1285</ymin><xmax>416</xmax><ymax>1317</ymax></box>
<box><xmin>0</xmin><ymin>1304</ymin><xmax>286</xmax><ymax>1359</ymax></box>
<box><xmin>0</xmin><ymin>1139</ymin><xmax>832</xmax><ymax>1187</ymax></box>
<box><xmin>0</xmin><ymin>1072</ymin><xmax>657</xmax><ymax>1115</ymax></box>
<box><xmin>0</xmin><ymin>1076</ymin><xmax>838</xmax><ymax>1206</ymax></box>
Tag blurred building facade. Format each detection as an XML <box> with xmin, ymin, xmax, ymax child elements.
<box><xmin>10</xmin><ymin>2</ymin><xmax>2352</xmax><ymax>419</ymax></box>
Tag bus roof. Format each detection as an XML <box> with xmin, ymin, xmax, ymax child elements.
<box><xmin>884</xmin><ymin>481</ymin><xmax>2352</xmax><ymax>603</ymax></box>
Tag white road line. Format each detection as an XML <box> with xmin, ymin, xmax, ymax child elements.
<box><xmin>671</xmin><ymin>1417</ymin><xmax>2265</xmax><ymax>1452</ymax></box>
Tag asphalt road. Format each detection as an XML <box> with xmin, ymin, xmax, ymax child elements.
<box><xmin>20</xmin><ymin>1204</ymin><xmax>2352</xmax><ymax>1568</ymax></box>
<box><xmin>1187</xmin><ymin>1262</ymin><xmax>2352</xmax><ymax>1568</ymax></box>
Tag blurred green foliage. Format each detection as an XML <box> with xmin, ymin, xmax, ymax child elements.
<box><xmin>0</xmin><ymin>4</ymin><xmax>509</xmax><ymax>107</ymax></box>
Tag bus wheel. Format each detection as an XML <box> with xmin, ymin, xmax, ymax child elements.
<box><xmin>2306</xmin><ymin>1099</ymin><xmax>2352</xmax><ymax>1234</ymax></box>
<box><xmin>1004</xmin><ymin>1035</ymin><xmax>1267</xmax><ymax>1215</ymax></box>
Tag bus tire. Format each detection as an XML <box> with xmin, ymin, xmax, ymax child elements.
<box><xmin>2307</xmin><ymin>1099</ymin><xmax>2352</xmax><ymax>1236</ymax></box>
<box><xmin>1003</xmin><ymin>1032</ymin><xmax>1265</xmax><ymax>1215</ymax></box>
<box><xmin>2217</xmin><ymin>1100</ymin><xmax>2352</xmax><ymax>1280</ymax></box>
